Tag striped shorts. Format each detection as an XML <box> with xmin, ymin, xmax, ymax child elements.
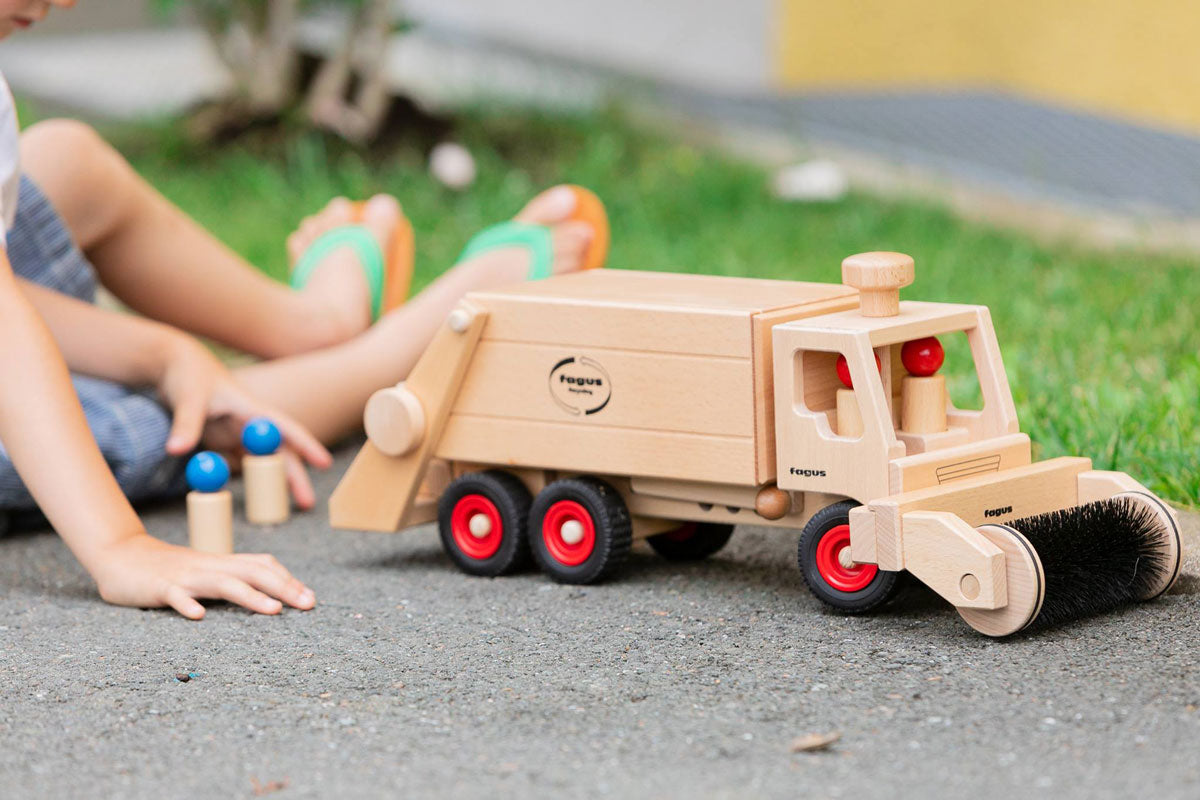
<box><xmin>1</xmin><ymin>176</ymin><xmax>187</xmax><ymax>529</ymax></box>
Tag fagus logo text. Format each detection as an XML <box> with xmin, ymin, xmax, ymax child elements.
<box><xmin>790</xmin><ymin>467</ymin><xmax>827</xmax><ymax>478</ymax></box>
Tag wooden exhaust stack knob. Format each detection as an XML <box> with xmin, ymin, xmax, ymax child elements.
<box><xmin>841</xmin><ymin>252</ymin><xmax>915</xmax><ymax>317</ymax></box>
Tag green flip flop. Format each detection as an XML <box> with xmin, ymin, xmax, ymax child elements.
<box><xmin>456</xmin><ymin>221</ymin><xmax>555</xmax><ymax>281</ymax></box>
<box><xmin>290</xmin><ymin>226</ymin><xmax>386</xmax><ymax>322</ymax></box>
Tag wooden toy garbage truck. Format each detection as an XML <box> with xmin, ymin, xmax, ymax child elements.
<box><xmin>330</xmin><ymin>253</ymin><xmax>1182</xmax><ymax>636</ymax></box>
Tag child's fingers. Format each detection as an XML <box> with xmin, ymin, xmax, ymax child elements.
<box><xmin>164</xmin><ymin>585</ymin><xmax>206</xmax><ymax>620</ymax></box>
<box><xmin>269</xmin><ymin>411</ymin><xmax>333</xmax><ymax>469</ymax></box>
<box><xmin>166</xmin><ymin>395</ymin><xmax>208</xmax><ymax>455</ymax></box>
<box><xmin>229</xmin><ymin>552</ymin><xmax>307</xmax><ymax>590</ymax></box>
<box><xmin>218</xmin><ymin>385</ymin><xmax>331</xmax><ymax>469</ymax></box>
<box><xmin>206</xmin><ymin>574</ymin><xmax>284</xmax><ymax>615</ymax></box>
<box><xmin>240</xmin><ymin>553</ymin><xmax>287</xmax><ymax>571</ymax></box>
<box><xmin>232</xmin><ymin>400</ymin><xmax>331</xmax><ymax>469</ymax></box>
<box><xmin>227</xmin><ymin>557</ymin><xmax>315</xmax><ymax>610</ymax></box>
<box><xmin>282</xmin><ymin>448</ymin><xmax>317</xmax><ymax>510</ymax></box>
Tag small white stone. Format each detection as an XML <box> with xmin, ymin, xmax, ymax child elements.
<box><xmin>560</xmin><ymin>519</ymin><xmax>585</xmax><ymax>545</ymax></box>
<box><xmin>429</xmin><ymin>142</ymin><xmax>476</xmax><ymax>190</ymax></box>
<box><xmin>772</xmin><ymin>159</ymin><xmax>849</xmax><ymax>202</ymax></box>
<box><xmin>468</xmin><ymin>513</ymin><xmax>493</xmax><ymax>538</ymax></box>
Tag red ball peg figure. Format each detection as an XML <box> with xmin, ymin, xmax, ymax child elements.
<box><xmin>835</xmin><ymin>352</ymin><xmax>882</xmax><ymax>389</ymax></box>
<box><xmin>900</xmin><ymin>337</ymin><xmax>947</xmax><ymax>432</ymax></box>
<box><xmin>901</xmin><ymin>336</ymin><xmax>944</xmax><ymax>377</ymax></box>
<box><xmin>834</xmin><ymin>353</ymin><xmax>880</xmax><ymax>438</ymax></box>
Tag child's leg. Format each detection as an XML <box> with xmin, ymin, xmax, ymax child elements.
<box><xmin>18</xmin><ymin>119</ymin><xmax>389</xmax><ymax>359</ymax></box>
<box><xmin>233</xmin><ymin>187</ymin><xmax>594</xmax><ymax>443</ymax></box>
<box><xmin>1</xmin><ymin>178</ymin><xmax>189</xmax><ymax>513</ymax></box>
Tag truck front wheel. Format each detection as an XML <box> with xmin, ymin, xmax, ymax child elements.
<box><xmin>798</xmin><ymin>501</ymin><xmax>900</xmax><ymax>613</ymax></box>
<box><xmin>530</xmin><ymin>477</ymin><xmax>632</xmax><ymax>584</ymax></box>
<box><xmin>438</xmin><ymin>470</ymin><xmax>533</xmax><ymax>577</ymax></box>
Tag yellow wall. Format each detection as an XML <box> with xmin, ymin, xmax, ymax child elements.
<box><xmin>775</xmin><ymin>0</ymin><xmax>1200</xmax><ymax>135</ymax></box>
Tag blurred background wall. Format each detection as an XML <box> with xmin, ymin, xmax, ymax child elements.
<box><xmin>18</xmin><ymin>0</ymin><xmax>1200</xmax><ymax>136</ymax></box>
<box><xmin>405</xmin><ymin>0</ymin><xmax>1200</xmax><ymax>135</ymax></box>
<box><xmin>7</xmin><ymin>0</ymin><xmax>1200</xmax><ymax>234</ymax></box>
<box><xmin>404</xmin><ymin>0</ymin><xmax>773</xmax><ymax>94</ymax></box>
<box><xmin>18</xmin><ymin>0</ymin><xmax>155</xmax><ymax>34</ymax></box>
<box><xmin>774</xmin><ymin>0</ymin><xmax>1200</xmax><ymax>136</ymax></box>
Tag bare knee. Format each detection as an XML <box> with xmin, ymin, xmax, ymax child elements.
<box><xmin>20</xmin><ymin>118</ymin><xmax>112</xmax><ymax>182</ymax></box>
<box><xmin>22</xmin><ymin>117</ymin><xmax>104</xmax><ymax>152</ymax></box>
<box><xmin>20</xmin><ymin>118</ymin><xmax>136</xmax><ymax>248</ymax></box>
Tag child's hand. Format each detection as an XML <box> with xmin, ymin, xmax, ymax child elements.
<box><xmin>156</xmin><ymin>336</ymin><xmax>332</xmax><ymax>508</ymax></box>
<box><xmin>90</xmin><ymin>532</ymin><xmax>316</xmax><ymax>619</ymax></box>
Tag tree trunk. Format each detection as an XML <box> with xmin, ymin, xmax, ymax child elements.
<box><xmin>192</xmin><ymin>0</ymin><xmax>300</xmax><ymax>114</ymax></box>
<box><xmin>305</xmin><ymin>0</ymin><xmax>396</xmax><ymax>144</ymax></box>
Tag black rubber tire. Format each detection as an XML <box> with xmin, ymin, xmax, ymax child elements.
<box><xmin>437</xmin><ymin>470</ymin><xmax>532</xmax><ymax>577</ymax></box>
<box><xmin>798</xmin><ymin>500</ymin><xmax>901</xmax><ymax>613</ymax></box>
<box><xmin>647</xmin><ymin>522</ymin><xmax>735</xmax><ymax>562</ymax></box>
<box><xmin>529</xmin><ymin>477</ymin><xmax>632</xmax><ymax>584</ymax></box>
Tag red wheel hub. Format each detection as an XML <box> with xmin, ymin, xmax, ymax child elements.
<box><xmin>542</xmin><ymin>500</ymin><xmax>596</xmax><ymax>566</ymax></box>
<box><xmin>450</xmin><ymin>494</ymin><xmax>503</xmax><ymax>560</ymax></box>
<box><xmin>814</xmin><ymin>524</ymin><xmax>878</xmax><ymax>592</ymax></box>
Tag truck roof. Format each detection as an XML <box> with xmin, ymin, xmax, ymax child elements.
<box><xmin>779</xmin><ymin>300</ymin><xmax>988</xmax><ymax>347</ymax></box>
<box><xmin>472</xmin><ymin>268</ymin><xmax>858</xmax><ymax>315</ymax></box>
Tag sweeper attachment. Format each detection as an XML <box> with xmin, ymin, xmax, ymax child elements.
<box><xmin>330</xmin><ymin>252</ymin><xmax>1184</xmax><ymax>637</ymax></box>
<box><xmin>846</xmin><ymin>465</ymin><xmax>1181</xmax><ymax>636</ymax></box>
<box><xmin>962</xmin><ymin>493</ymin><xmax>1179</xmax><ymax>634</ymax></box>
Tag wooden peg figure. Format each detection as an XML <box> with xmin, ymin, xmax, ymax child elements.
<box><xmin>834</xmin><ymin>353</ymin><xmax>880</xmax><ymax>438</ymax></box>
<box><xmin>900</xmin><ymin>337</ymin><xmax>948</xmax><ymax>433</ymax></box>
<box><xmin>242</xmin><ymin>418</ymin><xmax>289</xmax><ymax>525</ymax></box>
<box><xmin>186</xmin><ymin>451</ymin><xmax>233</xmax><ymax>554</ymax></box>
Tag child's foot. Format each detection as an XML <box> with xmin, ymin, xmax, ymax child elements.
<box><xmin>286</xmin><ymin>194</ymin><xmax>406</xmax><ymax>340</ymax></box>
<box><xmin>464</xmin><ymin>185</ymin><xmax>595</xmax><ymax>286</ymax></box>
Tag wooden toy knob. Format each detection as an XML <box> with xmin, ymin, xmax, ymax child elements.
<box><xmin>841</xmin><ymin>252</ymin><xmax>915</xmax><ymax>317</ymax></box>
<box><xmin>755</xmin><ymin>486</ymin><xmax>792</xmax><ymax>520</ymax></box>
<box><xmin>365</xmin><ymin>383</ymin><xmax>426</xmax><ymax>456</ymax></box>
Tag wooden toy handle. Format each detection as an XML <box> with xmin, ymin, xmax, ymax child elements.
<box><xmin>841</xmin><ymin>251</ymin><xmax>915</xmax><ymax>317</ymax></box>
<box><xmin>365</xmin><ymin>383</ymin><xmax>426</xmax><ymax>456</ymax></box>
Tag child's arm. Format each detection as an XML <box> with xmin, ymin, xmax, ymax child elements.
<box><xmin>17</xmin><ymin>278</ymin><xmax>332</xmax><ymax>507</ymax></box>
<box><xmin>0</xmin><ymin>249</ymin><xmax>314</xmax><ymax>618</ymax></box>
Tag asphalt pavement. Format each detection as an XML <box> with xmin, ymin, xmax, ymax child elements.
<box><xmin>1</xmin><ymin>447</ymin><xmax>1197</xmax><ymax>799</ymax></box>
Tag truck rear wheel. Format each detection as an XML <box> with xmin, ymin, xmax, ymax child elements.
<box><xmin>648</xmin><ymin>522</ymin><xmax>735</xmax><ymax>561</ymax></box>
<box><xmin>529</xmin><ymin>477</ymin><xmax>631</xmax><ymax>584</ymax></box>
<box><xmin>798</xmin><ymin>501</ymin><xmax>900</xmax><ymax>613</ymax></box>
<box><xmin>438</xmin><ymin>470</ymin><xmax>532</xmax><ymax>577</ymax></box>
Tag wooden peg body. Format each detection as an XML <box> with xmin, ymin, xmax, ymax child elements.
<box><xmin>188</xmin><ymin>490</ymin><xmax>233</xmax><ymax>554</ymax></box>
<box><xmin>835</xmin><ymin>388</ymin><xmax>864</xmax><ymax>438</ymax></box>
<box><xmin>244</xmin><ymin>453</ymin><xmax>289</xmax><ymax>525</ymax></box>
<box><xmin>901</xmin><ymin>374</ymin><xmax>947</xmax><ymax>433</ymax></box>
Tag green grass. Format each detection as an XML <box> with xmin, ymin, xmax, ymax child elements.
<box><xmin>42</xmin><ymin>106</ymin><xmax>1200</xmax><ymax>506</ymax></box>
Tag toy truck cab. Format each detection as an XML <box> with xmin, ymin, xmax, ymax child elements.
<box><xmin>773</xmin><ymin>298</ymin><xmax>1024</xmax><ymax>505</ymax></box>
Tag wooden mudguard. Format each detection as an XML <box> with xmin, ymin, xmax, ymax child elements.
<box><xmin>328</xmin><ymin>303</ymin><xmax>488</xmax><ymax>531</ymax></box>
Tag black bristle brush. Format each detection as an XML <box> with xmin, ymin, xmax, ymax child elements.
<box><xmin>1013</xmin><ymin>495</ymin><xmax>1179</xmax><ymax>630</ymax></box>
